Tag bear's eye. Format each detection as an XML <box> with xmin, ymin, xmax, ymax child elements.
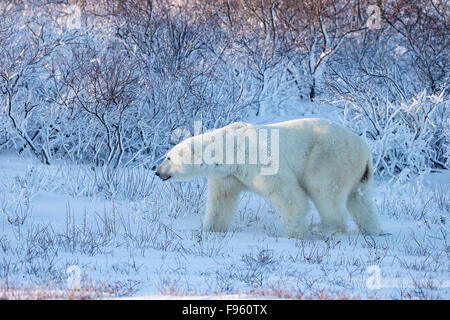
<box><xmin>167</xmin><ymin>157</ymin><xmax>171</xmax><ymax>161</ymax></box>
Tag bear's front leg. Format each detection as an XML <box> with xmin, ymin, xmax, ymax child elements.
<box><xmin>202</xmin><ymin>176</ymin><xmax>245</xmax><ymax>232</ymax></box>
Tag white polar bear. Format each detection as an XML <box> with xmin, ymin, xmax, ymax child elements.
<box><xmin>156</xmin><ymin>118</ymin><xmax>382</xmax><ymax>238</ymax></box>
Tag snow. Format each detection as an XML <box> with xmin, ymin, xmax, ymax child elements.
<box><xmin>0</xmin><ymin>0</ymin><xmax>448</xmax><ymax>300</ymax></box>
<box><xmin>0</xmin><ymin>103</ymin><xmax>448</xmax><ymax>300</ymax></box>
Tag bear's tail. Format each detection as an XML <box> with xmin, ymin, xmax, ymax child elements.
<box><xmin>347</xmin><ymin>159</ymin><xmax>383</xmax><ymax>235</ymax></box>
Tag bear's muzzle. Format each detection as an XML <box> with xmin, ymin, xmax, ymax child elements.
<box><xmin>155</xmin><ymin>171</ymin><xmax>171</xmax><ymax>181</ymax></box>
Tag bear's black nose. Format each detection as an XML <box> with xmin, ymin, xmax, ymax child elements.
<box><xmin>155</xmin><ymin>172</ymin><xmax>159</xmax><ymax>176</ymax></box>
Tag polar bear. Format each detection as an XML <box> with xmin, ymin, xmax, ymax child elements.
<box><xmin>156</xmin><ymin>118</ymin><xmax>382</xmax><ymax>238</ymax></box>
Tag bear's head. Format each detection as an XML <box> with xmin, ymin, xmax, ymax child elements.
<box><xmin>156</xmin><ymin>132</ymin><xmax>234</xmax><ymax>182</ymax></box>
<box><xmin>155</xmin><ymin>139</ymin><xmax>194</xmax><ymax>181</ymax></box>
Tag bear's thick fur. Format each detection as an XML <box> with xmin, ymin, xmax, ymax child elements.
<box><xmin>156</xmin><ymin>118</ymin><xmax>382</xmax><ymax>238</ymax></box>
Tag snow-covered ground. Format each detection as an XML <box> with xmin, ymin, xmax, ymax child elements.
<box><xmin>0</xmin><ymin>104</ymin><xmax>449</xmax><ymax>300</ymax></box>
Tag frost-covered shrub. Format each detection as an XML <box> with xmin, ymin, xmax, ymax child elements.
<box><xmin>342</xmin><ymin>91</ymin><xmax>449</xmax><ymax>177</ymax></box>
<box><xmin>0</xmin><ymin>2</ymin><xmax>250</xmax><ymax>168</ymax></box>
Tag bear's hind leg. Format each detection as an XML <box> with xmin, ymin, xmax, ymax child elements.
<box><xmin>203</xmin><ymin>176</ymin><xmax>245</xmax><ymax>232</ymax></box>
<box><xmin>347</xmin><ymin>181</ymin><xmax>382</xmax><ymax>235</ymax></box>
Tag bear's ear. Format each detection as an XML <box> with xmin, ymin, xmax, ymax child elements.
<box><xmin>227</xmin><ymin>122</ymin><xmax>248</xmax><ymax>131</ymax></box>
